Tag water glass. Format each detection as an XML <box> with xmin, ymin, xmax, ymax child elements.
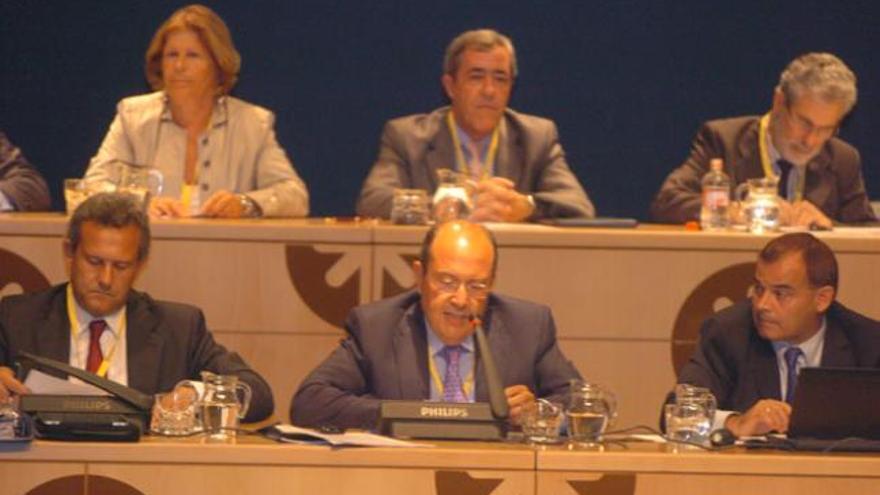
<box><xmin>151</xmin><ymin>387</ymin><xmax>199</xmax><ymax>436</ymax></box>
<box><xmin>0</xmin><ymin>397</ymin><xmax>24</xmax><ymax>439</ymax></box>
<box><xmin>665</xmin><ymin>402</ymin><xmax>712</xmax><ymax>446</ymax></box>
<box><xmin>63</xmin><ymin>178</ymin><xmax>113</xmax><ymax>214</ymax></box>
<box><xmin>390</xmin><ymin>189</ymin><xmax>430</xmax><ymax>225</ymax></box>
<box><xmin>521</xmin><ymin>399</ymin><xmax>563</xmax><ymax>444</ymax></box>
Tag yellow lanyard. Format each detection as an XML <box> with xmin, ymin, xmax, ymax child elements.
<box><xmin>427</xmin><ymin>346</ymin><xmax>474</xmax><ymax>400</ymax></box>
<box><xmin>66</xmin><ymin>284</ymin><xmax>125</xmax><ymax>378</ymax></box>
<box><xmin>758</xmin><ymin>113</ymin><xmax>804</xmax><ymax>201</ymax></box>
<box><xmin>446</xmin><ymin>112</ymin><xmax>501</xmax><ymax>180</ymax></box>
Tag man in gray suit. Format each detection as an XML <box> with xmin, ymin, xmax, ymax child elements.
<box><xmin>292</xmin><ymin>220</ymin><xmax>581</xmax><ymax>429</ymax></box>
<box><xmin>0</xmin><ymin>131</ymin><xmax>50</xmax><ymax>212</ymax></box>
<box><xmin>0</xmin><ymin>193</ymin><xmax>273</xmax><ymax>421</ymax></box>
<box><xmin>652</xmin><ymin>53</ymin><xmax>875</xmax><ymax>227</ymax></box>
<box><xmin>675</xmin><ymin>233</ymin><xmax>880</xmax><ymax>438</ymax></box>
<box><xmin>357</xmin><ymin>29</ymin><xmax>594</xmax><ymax>222</ymax></box>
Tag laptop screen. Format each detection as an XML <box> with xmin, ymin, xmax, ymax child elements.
<box><xmin>789</xmin><ymin>367</ymin><xmax>880</xmax><ymax>440</ymax></box>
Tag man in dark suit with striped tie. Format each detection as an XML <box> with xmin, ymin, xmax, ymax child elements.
<box><xmin>0</xmin><ymin>193</ymin><xmax>274</xmax><ymax>422</ymax></box>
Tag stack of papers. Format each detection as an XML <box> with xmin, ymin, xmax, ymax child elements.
<box><xmin>269</xmin><ymin>424</ymin><xmax>432</xmax><ymax>448</ymax></box>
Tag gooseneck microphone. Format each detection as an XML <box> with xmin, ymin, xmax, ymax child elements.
<box><xmin>471</xmin><ymin>316</ymin><xmax>509</xmax><ymax>421</ymax></box>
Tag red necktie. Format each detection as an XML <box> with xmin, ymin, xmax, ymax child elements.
<box><xmin>86</xmin><ymin>320</ymin><xmax>107</xmax><ymax>374</ymax></box>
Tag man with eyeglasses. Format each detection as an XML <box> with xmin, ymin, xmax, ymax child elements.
<box><xmin>672</xmin><ymin>233</ymin><xmax>880</xmax><ymax>438</ymax></box>
<box><xmin>291</xmin><ymin>220</ymin><xmax>581</xmax><ymax>429</ymax></box>
<box><xmin>651</xmin><ymin>53</ymin><xmax>876</xmax><ymax>227</ymax></box>
<box><xmin>356</xmin><ymin>29</ymin><xmax>595</xmax><ymax>222</ymax></box>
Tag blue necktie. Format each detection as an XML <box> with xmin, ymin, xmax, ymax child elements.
<box><xmin>784</xmin><ymin>346</ymin><xmax>804</xmax><ymax>404</ymax></box>
<box><xmin>442</xmin><ymin>345</ymin><xmax>467</xmax><ymax>402</ymax></box>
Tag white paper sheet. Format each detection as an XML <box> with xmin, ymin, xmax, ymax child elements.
<box><xmin>273</xmin><ymin>424</ymin><xmax>432</xmax><ymax>448</ymax></box>
<box><xmin>24</xmin><ymin>369</ymin><xmax>107</xmax><ymax>396</ymax></box>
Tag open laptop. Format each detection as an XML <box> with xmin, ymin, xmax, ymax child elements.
<box><xmin>749</xmin><ymin>367</ymin><xmax>880</xmax><ymax>452</ymax></box>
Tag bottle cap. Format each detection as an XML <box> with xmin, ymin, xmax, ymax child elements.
<box><xmin>709</xmin><ymin>158</ymin><xmax>723</xmax><ymax>172</ymax></box>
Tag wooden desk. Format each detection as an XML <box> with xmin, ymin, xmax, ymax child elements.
<box><xmin>2</xmin><ymin>215</ymin><xmax>879</xmax><ymax>428</ymax></box>
<box><xmin>0</xmin><ymin>437</ymin><xmax>533</xmax><ymax>495</ymax></box>
<box><xmin>4</xmin><ymin>437</ymin><xmax>880</xmax><ymax>495</ymax></box>
<box><xmin>536</xmin><ymin>442</ymin><xmax>880</xmax><ymax>495</ymax></box>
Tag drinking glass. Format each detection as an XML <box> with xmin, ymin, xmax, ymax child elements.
<box><xmin>521</xmin><ymin>399</ymin><xmax>563</xmax><ymax>444</ymax></box>
<box><xmin>390</xmin><ymin>189</ymin><xmax>430</xmax><ymax>225</ymax></box>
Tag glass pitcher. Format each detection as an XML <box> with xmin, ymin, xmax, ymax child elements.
<box><xmin>734</xmin><ymin>177</ymin><xmax>782</xmax><ymax>234</ymax></box>
<box><xmin>565</xmin><ymin>379</ymin><xmax>617</xmax><ymax>445</ymax></box>
<box><xmin>432</xmin><ymin>168</ymin><xmax>473</xmax><ymax>223</ymax></box>
<box><xmin>110</xmin><ymin>160</ymin><xmax>164</xmax><ymax>209</ymax></box>
<box><xmin>200</xmin><ymin>371</ymin><xmax>252</xmax><ymax>440</ymax></box>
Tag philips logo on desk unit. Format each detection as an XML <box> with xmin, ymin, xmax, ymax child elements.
<box><xmin>420</xmin><ymin>406</ymin><xmax>469</xmax><ymax>418</ymax></box>
<box><xmin>61</xmin><ymin>398</ymin><xmax>113</xmax><ymax>412</ymax></box>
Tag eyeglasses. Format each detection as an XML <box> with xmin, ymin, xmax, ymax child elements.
<box><xmin>430</xmin><ymin>272</ymin><xmax>491</xmax><ymax>296</ymax></box>
<box><xmin>783</xmin><ymin>103</ymin><xmax>839</xmax><ymax>140</ymax></box>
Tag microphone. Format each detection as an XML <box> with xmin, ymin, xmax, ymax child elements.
<box><xmin>471</xmin><ymin>316</ymin><xmax>509</xmax><ymax>421</ymax></box>
<box><xmin>710</xmin><ymin>428</ymin><xmax>736</xmax><ymax>447</ymax></box>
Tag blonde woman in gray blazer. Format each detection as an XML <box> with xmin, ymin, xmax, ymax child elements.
<box><xmin>85</xmin><ymin>5</ymin><xmax>308</xmax><ymax>219</ymax></box>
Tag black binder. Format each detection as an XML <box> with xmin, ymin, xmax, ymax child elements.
<box><xmin>16</xmin><ymin>352</ymin><xmax>154</xmax><ymax>441</ymax></box>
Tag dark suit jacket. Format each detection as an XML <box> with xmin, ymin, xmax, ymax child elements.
<box><xmin>291</xmin><ymin>290</ymin><xmax>582</xmax><ymax>429</ymax></box>
<box><xmin>650</xmin><ymin>116</ymin><xmax>876</xmax><ymax>224</ymax></box>
<box><xmin>0</xmin><ymin>131</ymin><xmax>50</xmax><ymax>211</ymax></box>
<box><xmin>0</xmin><ymin>284</ymin><xmax>274</xmax><ymax>422</ymax></box>
<box><xmin>356</xmin><ymin>107</ymin><xmax>595</xmax><ymax>220</ymax></box>
<box><xmin>677</xmin><ymin>300</ymin><xmax>880</xmax><ymax>413</ymax></box>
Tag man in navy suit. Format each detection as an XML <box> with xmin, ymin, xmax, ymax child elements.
<box><xmin>292</xmin><ymin>220</ymin><xmax>581</xmax><ymax>429</ymax></box>
<box><xmin>675</xmin><ymin>233</ymin><xmax>880</xmax><ymax>437</ymax></box>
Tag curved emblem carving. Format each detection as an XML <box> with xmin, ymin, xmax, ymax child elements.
<box><xmin>0</xmin><ymin>248</ymin><xmax>50</xmax><ymax>297</ymax></box>
<box><xmin>670</xmin><ymin>262</ymin><xmax>755</xmax><ymax>375</ymax></box>
<box><xmin>434</xmin><ymin>470</ymin><xmax>503</xmax><ymax>495</ymax></box>
<box><xmin>286</xmin><ymin>244</ymin><xmax>360</xmax><ymax>328</ymax></box>
<box><xmin>26</xmin><ymin>474</ymin><xmax>144</xmax><ymax>495</ymax></box>
<box><xmin>381</xmin><ymin>253</ymin><xmax>419</xmax><ymax>299</ymax></box>
<box><xmin>568</xmin><ymin>473</ymin><xmax>637</xmax><ymax>495</ymax></box>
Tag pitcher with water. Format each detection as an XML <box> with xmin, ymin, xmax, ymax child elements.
<box><xmin>200</xmin><ymin>371</ymin><xmax>252</xmax><ymax>441</ymax></box>
<box><xmin>735</xmin><ymin>177</ymin><xmax>782</xmax><ymax>234</ymax></box>
<box><xmin>110</xmin><ymin>161</ymin><xmax>164</xmax><ymax>208</ymax></box>
<box><xmin>432</xmin><ymin>168</ymin><xmax>473</xmax><ymax>223</ymax></box>
<box><xmin>565</xmin><ymin>380</ymin><xmax>617</xmax><ymax>445</ymax></box>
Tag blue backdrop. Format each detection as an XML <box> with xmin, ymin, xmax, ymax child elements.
<box><xmin>2</xmin><ymin>0</ymin><xmax>878</xmax><ymax>219</ymax></box>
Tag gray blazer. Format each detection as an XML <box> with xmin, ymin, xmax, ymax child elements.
<box><xmin>676</xmin><ymin>300</ymin><xmax>880</xmax><ymax>413</ymax></box>
<box><xmin>651</xmin><ymin>116</ymin><xmax>876</xmax><ymax>224</ymax></box>
<box><xmin>291</xmin><ymin>290</ymin><xmax>582</xmax><ymax>429</ymax></box>
<box><xmin>356</xmin><ymin>107</ymin><xmax>595</xmax><ymax>220</ymax></box>
<box><xmin>85</xmin><ymin>92</ymin><xmax>309</xmax><ymax>217</ymax></box>
<box><xmin>0</xmin><ymin>284</ymin><xmax>274</xmax><ymax>422</ymax></box>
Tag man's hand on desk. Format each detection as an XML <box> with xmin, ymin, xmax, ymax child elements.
<box><xmin>504</xmin><ymin>384</ymin><xmax>535</xmax><ymax>425</ymax></box>
<box><xmin>725</xmin><ymin>399</ymin><xmax>791</xmax><ymax>437</ymax></box>
<box><xmin>0</xmin><ymin>366</ymin><xmax>29</xmax><ymax>400</ymax></box>
<box><xmin>779</xmin><ymin>199</ymin><xmax>832</xmax><ymax>230</ymax></box>
<box><xmin>469</xmin><ymin>178</ymin><xmax>534</xmax><ymax>223</ymax></box>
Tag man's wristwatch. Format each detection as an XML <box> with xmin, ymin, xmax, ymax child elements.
<box><xmin>238</xmin><ymin>194</ymin><xmax>261</xmax><ymax>218</ymax></box>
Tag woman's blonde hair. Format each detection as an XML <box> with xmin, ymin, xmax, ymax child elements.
<box><xmin>144</xmin><ymin>4</ymin><xmax>241</xmax><ymax>94</ymax></box>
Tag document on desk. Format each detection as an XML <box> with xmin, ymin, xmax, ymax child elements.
<box><xmin>24</xmin><ymin>369</ymin><xmax>107</xmax><ymax>396</ymax></box>
<box><xmin>272</xmin><ymin>424</ymin><xmax>432</xmax><ymax>448</ymax></box>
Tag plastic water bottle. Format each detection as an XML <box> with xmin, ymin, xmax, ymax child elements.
<box><xmin>700</xmin><ymin>158</ymin><xmax>731</xmax><ymax>230</ymax></box>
